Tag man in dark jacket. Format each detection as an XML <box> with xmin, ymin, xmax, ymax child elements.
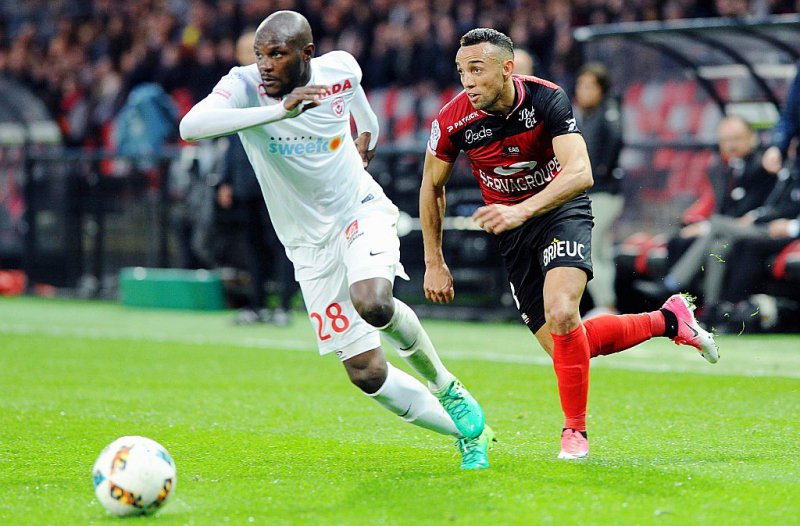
<box><xmin>708</xmin><ymin>170</ymin><xmax>800</xmax><ymax>328</ymax></box>
<box><xmin>636</xmin><ymin>115</ymin><xmax>776</xmax><ymax>299</ymax></box>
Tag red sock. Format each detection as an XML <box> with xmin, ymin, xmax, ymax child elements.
<box><xmin>551</xmin><ymin>325</ymin><xmax>591</xmax><ymax>432</ymax></box>
<box><xmin>584</xmin><ymin>312</ymin><xmax>665</xmax><ymax>358</ymax></box>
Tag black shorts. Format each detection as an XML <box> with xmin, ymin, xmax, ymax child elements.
<box><xmin>497</xmin><ymin>194</ymin><xmax>594</xmax><ymax>334</ymax></box>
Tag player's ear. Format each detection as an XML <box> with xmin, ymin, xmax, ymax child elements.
<box><xmin>503</xmin><ymin>58</ymin><xmax>514</xmax><ymax>78</ymax></box>
<box><xmin>302</xmin><ymin>43</ymin><xmax>315</xmax><ymax>62</ymax></box>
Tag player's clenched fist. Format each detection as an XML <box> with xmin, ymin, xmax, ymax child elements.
<box><xmin>424</xmin><ymin>263</ymin><xmax>455</xmax><ymax>304</ymax></box>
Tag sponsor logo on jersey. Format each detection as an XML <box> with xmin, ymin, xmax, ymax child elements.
<box><xmin>345</xmin><ymin>220</ymin><xmax>358</xmax><ymax>240</ymax></box>
<box><xmin>480</xmin><ymin>157</ymin><xmax>561</xmax><ymax>194</ymax></box>
<box><xmin>542</xmin><ymin>237</ymin><xmax>585</xmax><ymax>267</ymax></box>
<box><xmin>345</xmin><ymin>219</ymin><xmax>363</xmax><ymax>247</ymax></box>
<box><xmin>319</xmin><ymin>78</ymin><xmax>354</xmax><ymax>99</ymax></box>
<box><xmin>464</xmin><ymin>125</ymin><xmax>493</xmax><ymax>145</ymax></box>
<box><xmin>267</xmin><ymin>135</ymin><xmax>344</xmax><ymax>157</ymax></box>
<box><xmin>494</xmin><ymin>160</ymin><xmax>537</xmax><ymax>176</ymax></box>
<box><xmin>518</xmin><ymin>108</ymin><xmax>537</xmax><ymax>128</ymax></box>
<box><xmin>446</xmin><ymin>111</ymin><xmax>480</xmax><ymax>133</ymax></box>
<box><xmin>503</xmin><ymin>145</ymin><xmax>521</xmax><ymax>156</ymax></box>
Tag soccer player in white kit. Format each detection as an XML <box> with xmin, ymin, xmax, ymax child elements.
<box><xmin>179</xmin><ymin>11</ymin><xmax>494</xmax><ymax>469</ymax></box>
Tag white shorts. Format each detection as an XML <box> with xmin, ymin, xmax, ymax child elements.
<box><xmin>287</xmin><ymin>195</ymin><xmax>409</xmax><ymax>361</ymax></box>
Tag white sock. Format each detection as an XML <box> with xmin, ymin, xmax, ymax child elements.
<box><xmin>368</xmin><ymin>363</ymin><xmax>462</xmax><ymax>437</ymax></box>
<box><xmin>380</xmin><ymin>299</ymin><xmax>454</xmax><ymax>392</ymax></box>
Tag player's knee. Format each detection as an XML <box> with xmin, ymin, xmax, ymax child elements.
<box><xmin>346</xmin><ymin>355</ymin><xmax>388</xmax><ymax>394</ymax></box>
<box><xmin>545</xmin><ymin>299</ymin><xmax>581</xmax><ymax>333</ymax></box>
<box><xmin>353</xmin><ymin>296</ymin><xmax>395</xmax><ymax>327</ymax></box>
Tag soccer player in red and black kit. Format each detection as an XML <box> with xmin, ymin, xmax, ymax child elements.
<box><xmin>420</xmin><ymin>28</ymin><xmax>720</xmax><ymax>459</ymax></box>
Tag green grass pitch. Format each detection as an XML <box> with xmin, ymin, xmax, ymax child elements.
<box><xmin>1</xmin><ymin>297</ymin><xmax>799</xmax><ymax>524</ymax></box>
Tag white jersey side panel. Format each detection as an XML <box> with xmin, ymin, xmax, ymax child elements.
<box><xmin>211</xmin><ymin>51</ymin><xmax>382</xmax><ymax>247</ymax></box>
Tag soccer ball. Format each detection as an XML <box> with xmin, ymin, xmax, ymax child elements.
<box><xmin>92</xmin><ymin>436</ymin><xmax>177</xmax><ymax>516</ymax></box>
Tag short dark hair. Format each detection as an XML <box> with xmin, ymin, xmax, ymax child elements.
<box><xmin>578</xmin><ymin>62</ymin><xmax>611</xmax><ymax>96</ymax></box>
<box><xmin>460</xmin><ymin>28</ymin><xmax>514</xmax><ymax>56</ymax></box>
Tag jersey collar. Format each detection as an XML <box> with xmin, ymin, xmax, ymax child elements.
<box><xmin>477</xmin><ymin>76</ymin><xmax>527</xmax><ymax>120</ymax></box>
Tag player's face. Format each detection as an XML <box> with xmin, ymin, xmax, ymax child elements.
<box><xmin>456</xmin><ymin>43</ymin><xmax>510</xmax><ymax>111</ymax></box>
<box><xmin>254</xmin><ymin>38</ymin><xmax>308</xmax><ymax>97</ymax></box>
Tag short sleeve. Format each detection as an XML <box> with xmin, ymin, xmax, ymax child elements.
<box><xmin>209</xmin><ymin>67</ymin><xmax>251</xmax><ymax>109</ymax></box>
<box><xmin>427</xmin><ymin>118</ymin><xmax>459</xmax><ymax>163</ymax></box>
<box><xmin>542</xmin><ymin>87</ymin><xmax>581</xmax><ymax>137</ymax></box>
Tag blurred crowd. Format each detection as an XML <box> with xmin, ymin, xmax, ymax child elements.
<box><xmin>1</xmin><ymin>0</ymin><xmax>797</xmax><ymax>147</ymax></box>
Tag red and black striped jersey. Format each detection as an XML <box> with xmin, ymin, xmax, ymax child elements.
<box><xmin>427</xmin><ymin>74</ymin><xmax>581</xmax><ymax>205</ymax></box>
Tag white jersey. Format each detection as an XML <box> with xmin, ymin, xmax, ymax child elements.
<box><xmin>208</xmin><ymin>51</ymin><xmax>383</xmax><ymax>247</ymax></box>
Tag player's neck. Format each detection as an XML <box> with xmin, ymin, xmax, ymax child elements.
<box><xmin>485</xmin><ymin>79</ymin><xmax>517</xmax><ymax>115</ymax></box>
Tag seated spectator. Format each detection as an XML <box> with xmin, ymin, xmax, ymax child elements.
<box><xmin>635</xmin><ymin>115</ymin><xmax>776</xmax><ymax>299</ymax></box>
<box><xmin>708</xmin><ymin>62</ymin><xmax>800</xmax><ymax>327</ymax></box>
<box><xmin>698</xmin><ymin>167</ymin><xmax>800</xmax><ymax>321</ymax></box>
<box><xmin>713</xmin><ymin>211</ymin><xmax>800</xmax><ymax>331</ymax></box>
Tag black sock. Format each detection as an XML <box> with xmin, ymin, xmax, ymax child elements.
<box><xmin>563</xmin><ymin>428</ymin><xmax>588</xmax><ymax>438</ymax></box>
<box><xmin>660</xmin><ymin>308</ymin><xmax>678</xmax><ymax>338</ymax></box>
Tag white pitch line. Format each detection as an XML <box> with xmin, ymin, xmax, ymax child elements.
<box><xmin>0</xmin><ymin>323</ymin><xmax>314</xmax><ymax>352</ymax></box>
<box><xmin>2</xmin><ymin>323</ymin><xmax>799</xmax><ymax>379</ymax></box>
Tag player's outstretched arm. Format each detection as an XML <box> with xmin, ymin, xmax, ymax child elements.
<box><xmin>420</xmin><ymin>151</ymin><xmax>456</xmax><ymax>304</ymax></box>
<box><xmin>179</xmin><ymin>85</ymin><xmax>328</xmax><ymax>142</ymax></box>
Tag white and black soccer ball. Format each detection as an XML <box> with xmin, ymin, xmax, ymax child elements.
<box><xmin>92</xmin><ymin>436</ymin><xmax>177</xmax><ymax>516</ymax></box>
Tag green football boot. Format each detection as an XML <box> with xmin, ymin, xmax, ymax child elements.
<box><xmin>434</xmin><ymin>379</ymin><xmax>485</xmax><ymax>439</ymax></box>
<box><xmin>457</xmin><ymin>425</ymin><xmax>496</xmax><ymax>470</ymax></box>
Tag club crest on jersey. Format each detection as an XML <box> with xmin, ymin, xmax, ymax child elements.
<box><xmin>542</xmin><ymin>237</ymin><xmax>585</xmax><ymax>266</ymax></box>
<box><xmin>319</xmin><ymin>79</ymin><xmax>353</xmax><ymax>99</ymax></box>
<box><xmin>331</xmin><ymin>96</ymin><xmax>345</xmax><ymax>117</ymax></box>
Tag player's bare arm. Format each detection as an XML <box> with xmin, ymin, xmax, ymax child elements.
<box><xmin>473</xmin><ymin>133</ymin><xmax>593</xmax><ymax>234</ymax></box>
<box><xmin>353</xmin><ymin>132</ymin><xmax>376</xmax><ymax>168</ymax></box>
<box><xmin>420</xmin><ymin>151</ymin><xmax>456</xmax><ymax>304</ymax></box>
<box><xmin>350</xmin><ymin>86</ymin><xmax>380</xmax><ymax>168</ymax></box>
